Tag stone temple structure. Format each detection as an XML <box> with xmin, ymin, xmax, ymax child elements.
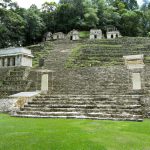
<box><xmin>43</xmin><ymin>32</ymin><xmax>52</xmax><ymax>41</ymax></box>
<box><xmin>0</xmin><ymin>47</ymin><xmax>34</xmax><ymax>67</ymax></box>
<box><xmin>106</xmin><ymin>26</ymin><xmax>121</xmax><ymax>39</ymax></box>
<box><xmin>123</xmin><ymin>54</ymin><xmax>145</xmax><ymax>90</ymax></box>
<box><xmin>53</xmin><ymin>32</ymin><xmax>65</xmax><ymax>40</ymax></box>
<box><xmin>68</xmin><ymin>30</ymin><xmax>79</xmax><ymax>41</ymax></box>
<box><xmin>1</xmin><ymin>37</ymin><xmax>150</xmax><ymax>121</ymax></box>
<box><xmin>90</xmin><ymin>29</ymin><xmax>102</xmax><ymax>39</ymax></box>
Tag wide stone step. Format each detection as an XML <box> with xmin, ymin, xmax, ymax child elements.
<box><xmin>22</xmin><ymin>107</ymin><xmax>142</xmax><ymax>114</ymax></box>
<box><xmin>29</xmin><ymin>100</ymin><xmax>140</xmax><ymax>105</ymax></box>
<box><xmin>34</xmin><ymin>96</ymin><xmax>136</xmax><ymax>101</ymax></box>
<box><xmin>14</xmin><ymin>111</ymin><xmax>143</xmax><ymax>121</ymax></box>
<box><xmin>51</xmin><ymin>90</ymin><xmax>129</xmax><ymax>95</ymax></box>
<box><xmin>36</xmin><ymin>94</ymin><xmax>139</xmax><ymax>99</ymax></box>
<box><xmin>12</xmin><ymin>114</ymin><xmax>143</xmax><ymax>121</ymax></box>
<box><xmin>24</xmin><ymin>104</ymin><xmax>141</xmax><ymax>109</ymax></box>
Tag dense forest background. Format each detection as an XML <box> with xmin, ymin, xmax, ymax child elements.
<box><xmin>0</xmin><ymin>0</ymin><xmax>150</xmax><ymax>48</ymax></box>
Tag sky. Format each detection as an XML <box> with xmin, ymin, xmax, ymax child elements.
<box><xmin>12</xmin><ymin>0</ymin><xmax>144</xmax><ymax>9</ymax></box>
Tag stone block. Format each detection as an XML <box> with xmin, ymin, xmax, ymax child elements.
<box><xmin>132</xmin><ymin>73</ymin><xmax>141</xmax><ymax>90</ymax></box>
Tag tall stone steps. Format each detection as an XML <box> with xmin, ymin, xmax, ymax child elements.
<box><xmin>13</xmin><ymin>94</ymin><xmax>143</xmax><ymax>121</ymax></box>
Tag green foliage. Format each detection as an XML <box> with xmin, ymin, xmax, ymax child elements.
<box><xmin>66</xmin><ymin>38</ymin><xmax>150</xmax><ymax>68</ymax></box>
<box><xmin>1</xmin><ymin>0</ymin><xmax>150</xmax><ymax>48</ymax></box>
<box><xmin>79</xmin><ymin>31</ymin><xmax>90</xmax><ymax>38</ymax></box>
<box><xmin>0</xmin><ymin>114</ymin><xmax>150</xmax><ymax>150</ymax></box>
<box><xmin>0</xmin><ymin>8</ymin><xmax>25</xmax><ymax>48</ymax></box>
<box><xmin>23</xmin><ymin>6</ymin><xmax>46</xmax><ymax>45</ymax></box>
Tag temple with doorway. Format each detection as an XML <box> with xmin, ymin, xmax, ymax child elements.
<box><xmin>106</xmin><ymin>26</ymin><xmax>121</xmax><ymax>39</ymax></box>
<box><xmin>0</xmin><ymin>47</ymin><xmax>34</xmax><ymax>67</ymax></box>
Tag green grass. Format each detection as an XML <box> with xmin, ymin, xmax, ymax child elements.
<box><xmin>0</xmin><ymin>114</ymin><xmax>150</xmax><ymax>150</ymax></box>
<box><xmin>79</xmin><ymin>31</ymin><xmax>90</xmax><ymax>39</ymax></box>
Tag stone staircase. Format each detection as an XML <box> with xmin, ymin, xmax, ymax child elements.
<box><xmin>44</xmin><ymin>40</ymin><xmax>78</xmax><ymax>71</ymax></box>
<box><xmin>12</xmin><ymin>38</ymin><xmax>148</xmax><ymax>121</ymax></box>
<box><xmin>13</xmin><ymin>94</ymin><xmax>143</xmax><ymax>121</ymax></box>
<box><xmin>50</xmin><ymin>66</ymin><xmax>130</xmax><ymax>95</ymax></box>
<box><xmin>0</xmin><ymin>67</ymin><xmax>32</xmax><ymax>98</ymax></box>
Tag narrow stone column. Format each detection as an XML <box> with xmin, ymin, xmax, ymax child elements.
<box><xmin>36</xmin><ymin>69</ymin><xmax>55</xmax><ymax>94</ymax></box>
<box><xmin>41</xmin><ymin>73</ymin><xmax>49</xmax><ymax>94</ymax></box>
<box><xmin>132</xmin><ymin>73</ymin><xmax>141</xmax><ymax>90</ymax></box>
<box><xmin>4</xmin><ymin>57</ymin><xmax>8</xmax><ymax>67</ymax></box>
<box><xmin>15</xmin><ymin>56</ymin><xmax>18</xmax><ymax>66</ymax></box>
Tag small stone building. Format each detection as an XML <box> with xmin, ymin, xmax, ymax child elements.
<box><xmin>68</xmin><ymin>30</ymin><xmax>79</xmax><ymax>41</ymax></box>
<box><xmin>90</xmin><ymin>29</ymin><xmax>102</xmax><ymax>39</ymax></box>
<box><xmin>43</xmin><ymin>32</ymin><xmax>52</xmax><ymax>41</ymax></box>
<box><xmin>106</xmin><ymin>26</ymin><xmax>121</xmax><ymax>39</ymax></box>
<box><xmin>0</xmin><ymin>47</ymin><xmax>34</xmax><ymax>67</ymax></box>
<box><xmin>53</xmin><ymin>32</ymin><xmax>65</xmax><ymax>40</ymax></box>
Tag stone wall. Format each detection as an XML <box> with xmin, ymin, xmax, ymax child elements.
<box><xmin>141</xmin><ymin>96</ymin><xmax>150</xmax><ymax>118</ymax></box>
<box><xmin>0</xmin><ymin>98</ymin><xmax>18</xmax><ymax>112</ymax></box>
<box><xmin>49</xmin><ymin>66</ymin><xmax>130</xmax><ymax>95</ymax></box>
<box><xmin>0</xmin><ymin>67</ymin><xmax>12</xmax><ymax>80</ymax></box>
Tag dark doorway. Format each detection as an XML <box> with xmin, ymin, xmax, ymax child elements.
<box><xmin>94</xmin><ymin>35</ymin><xmax>97</xmax><ymax>39</ymax></box>
<box><xmin>111</xmin><ymin>34</ymin><xmax>113</xmax><ymax>38</ymax></box>
<box><xmin>39</xmin><ymin>58</ymin><xmax>44</xmax><ymax>67</ymax></box>
<box><xmin>116</xmin><ymin>34</ymin><xmax>118</xmax><ymax>38</ymax></box>
<box><xmin>70</xmin><ymin>36</ymin><xmax>73</xmax><ymax>40</ymax></box>
<box><xmin>2</xmin><ymin>58</ymin><xmax>5</xmax><ymax>66</ymax></box>
<box><xmin>7</xmin><ymin>58</ymin><xmax>10</xmax><ymax>66</ymax></box>
<box><xmin>12</xmin><ymin>57</ymin><xmax>15</xmax><ymax>66</ymax></box>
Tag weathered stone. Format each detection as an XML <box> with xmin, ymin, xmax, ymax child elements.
<box><xmin>39</xmin><ymin>58</ymin><xmax>45</xmax><ymax>67</ymax></box>
<box><xmin>106</xmin><ymin>26</ymin><xmax>121</xmax><ymax>39</ymax></box>
<box><xmin>68</xmin><ymin>30</ymin><xmax>79</xmax><ymax>41</ymax></box>
<box><xmin>43</xmin><ymin>32</ymin><xmax>52</xmax><ymax>41</ymax></box>
<box><xmin>0</xmin><ymin>47</ymin><xmax>34</xmax><ymax>67</ymax></box>
<box><xmin>123</xmin><ymin>54</ymin><xmax>145</xmax><ymax>70</ymax></box>
<box><xmin>90</xmin><ymin>29</ymin><xmax>102</xmax><ymax>39</ymax></box>
<box><xmin>132</xmin><ymin>73</ymin><xmax>141</xmax><ymax>90</ymax></box>
<box><xmin>53</xmin><ymin>32</ymin><xmax>65</xmax><ymax>40</ymax></box>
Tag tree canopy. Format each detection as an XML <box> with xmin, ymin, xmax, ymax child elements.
<box><xmin>0</xmin><ymin>0</ymin><xmax>150</xmax><ymax>48</ymax></box>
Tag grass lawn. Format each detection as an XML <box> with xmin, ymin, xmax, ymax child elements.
<box><xmin>0</xmin><ymin>114</ymin><xmax>150</xmax><ymax>150</ymax></box>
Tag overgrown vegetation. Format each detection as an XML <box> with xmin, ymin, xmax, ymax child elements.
<box><xmin>27</xmin><ymin>42</ymin><xmax>53</xmax><ymax>68</ymax></box>
<box><xmin>1</xmin><ymin>0</ymin><xmax>150</xmax><ymax>48</ymax></box>
<box><xmin>79</xmin><ymin>31</ymin><xmax>90</xmax><ymax>39</ymax></box>
<box><xmin>0</xmin><ymin>114</ymin><xmax>150</xmax><ymax>150</ymax></box>
<box><xmin>66</xmin><ymin>38</ymin><xmax>150</xmax><ymax>68</ymax></box>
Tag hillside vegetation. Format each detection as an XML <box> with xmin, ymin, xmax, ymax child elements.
<box><xmin>66</xmin><ymin>37</ymin><xmax>150</xmax><ymax>68</ymax></box>
<box><xmin>1</xmin><ymin>0</ymin><xmax>150</xmax><ymax>48</ymax></box>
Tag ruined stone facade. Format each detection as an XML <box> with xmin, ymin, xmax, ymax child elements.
<box><xmin>43</xmin><ymin>32</ymin><xmax>52</xmax><ymax>41</ymax></box>
<box><xmin>106</xmin><ymin>26</ymin><xmax>121</xmax><ymax>39</ymax></box>
<box><xmin>90</xmin><ymin>29</ymin><xmax>102</xmax><ymax>39</ymax></box>
<box><xmin>53</xmin><ymin>32</ymin><xmax>65</xmax><ymax>40</ymax></box>
<box><xmin>68</xmin><ymin>30</ymin><xmax>79</xmax><ymax>41</ymax></box>
<box><xmin>0</xmin><ymin>47</ymin><xmax>34</xmax><ymax>67</ymax></box>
